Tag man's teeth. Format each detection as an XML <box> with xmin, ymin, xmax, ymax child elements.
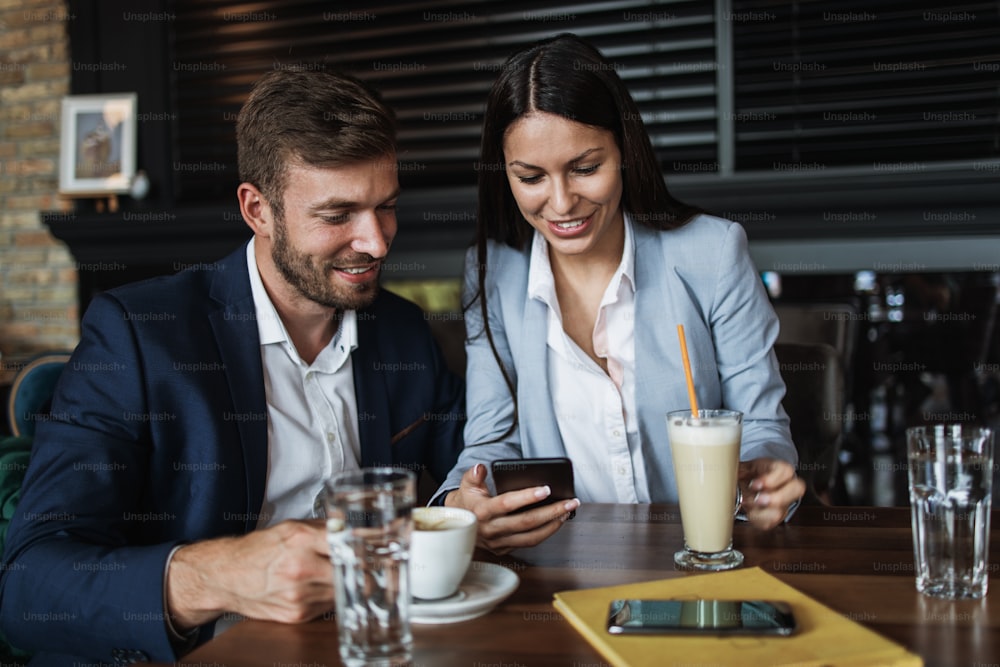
<box><xmin>556</xmin><ymin>220</ymin><xmax>584</xmax><ymax>229</ymax></box>
<box><xmin>340</xmin><ymin>267</ymin><xmax>371</xmax><ymax>274</ymax></box>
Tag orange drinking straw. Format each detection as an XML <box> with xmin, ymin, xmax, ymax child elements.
<box><xmin>676</xmin><ymin>324</ymin><xmax>700</xmax><ymax>416</ymax></box>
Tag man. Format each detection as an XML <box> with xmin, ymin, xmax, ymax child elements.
<box><xmin>0</xmin><ymin>68</ymin><xmax>464</xmax><ymax>664</ymax></box>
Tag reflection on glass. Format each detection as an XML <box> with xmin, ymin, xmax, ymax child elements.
<box><xmin>608</xmin><ymin>599</ymin><xmax>796</xmax><ymax>635</ymax></box>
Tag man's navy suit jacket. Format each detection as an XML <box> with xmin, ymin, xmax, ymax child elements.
<box><xmin>0</xmin><ymin>244</ymin><xmax>465</xmax><ymax>665</ymax></box>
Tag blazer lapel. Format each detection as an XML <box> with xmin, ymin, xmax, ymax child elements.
<box><xmin>208</xmin><ymin>245</ymin><xmax>269</xmax><ymax>533</ymax></box>
<box><xmin>516</xmin><ymin>262</ymin><xmax>568</xmax><ymax>458</ymax></box>
<box><xmin>633</xmin><ymin>225</ymin><xmax>683</xmax><ymax>501</ymax></box>
<box><xmin>352</xmin><ymin>303</ymin><xmax>393</xmax><ymax>468</ymax></box>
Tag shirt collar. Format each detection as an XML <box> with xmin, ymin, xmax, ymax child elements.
<box><xmin>526</xmin><ymin>227</ymin><xmax>556</xmax><ymax>305</ymax></box>
<box><xmin>246</xmin><ymin>237</ymin><xmax>287</xmax><ymax>346</ymax></box>
<box><xmin>245</xmin><ymin>238</ymin><xmax>358</xmax><ymax>367</ymax></box>
<box><xmin>618</xmin><ymin>212</ymin><xmax>637</xmax><ymax>291</ymax></box>
<box><xmin>526</xmin><ymin>212</ymin><xmax>637</xmax><ymax>305</ymax></box>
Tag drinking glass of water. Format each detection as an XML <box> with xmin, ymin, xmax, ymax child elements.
<box><xmin>907</xmin><ymin>424</ymin><xmax>994</xmax><ymax>600</ymax></box>
<box><xmin>324</xmin><ymin>467</ymin><xmax>416</xmax><ymax>666</ymax></box>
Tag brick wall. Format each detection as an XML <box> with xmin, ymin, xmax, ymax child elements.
<box><xmin>0</xmin><ymin>0</ymin><xmax>78</xmax><ymax>360</ymax></box>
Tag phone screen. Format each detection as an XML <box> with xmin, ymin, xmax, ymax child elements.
<box><xmin>491</xmin><ymin>458</ymin><xmax>575</xmax><ymax>516</ymax></box>
<box><xmin>607</xmin><ymin>599</ymin><xmax>797</xmax><ymax>636</ymax></box>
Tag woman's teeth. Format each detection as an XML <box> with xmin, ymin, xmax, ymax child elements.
<box><xmin>556</xmin><ymin>220</ymin><xmax>584</xmax><ymax>229</ymax></box>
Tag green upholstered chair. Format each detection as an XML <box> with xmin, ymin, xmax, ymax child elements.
<box><xmin>0</xmin><ymin>435</ymin><xmax>31</xmax><ymax>557</ymax></box>
<box><xmin>1</xmin><ymin>353</ymin><xmax>69</xmax><ymax>664</ymax></box>
<box><xmin>0</xmin><ymin>435</ymin><xmax>34</xmax><ymax>663</ymax></box>
<box><xmin>6</xmin><ymin>352</ymin><xmax>71</xmax><ymax>438</ymax></box>
<box><xmin>2</xmin><ymin>352</ymin><xmax>70</xmax><ymax>547</ymax></box>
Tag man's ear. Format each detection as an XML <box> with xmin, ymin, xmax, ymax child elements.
<box><xmin>237</xmin><ymin>182</ymin><xmax>273</xmax><ymax>238</ymax></box>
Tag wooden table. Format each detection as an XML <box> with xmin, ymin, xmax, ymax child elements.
<box><xmin>169</xmin><ymin>505</ymin><xmax>1000</xmax><ymax>666</ymax></box>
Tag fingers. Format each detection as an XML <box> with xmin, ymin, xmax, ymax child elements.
<box><xmin>449</xmin><ymin>464</ymin><xmax>492</xmax><ymax>506</ymax></box>
<box><xmin>481</xmin><ymin>515</ymin><xmax>567</xmax><ymax>555</ymax></box>
<box><xmin>451</xmin><ymin>464</ymin><xmax>562</xmax><ymax>519</ymax></box>
<box><xmin>303</xmin><ymin>518</ymin><xmax>332</xmax><ymax>555</ymax></box>
<box><xmin>462</xmin><ymin>483</ymin><xmax>578</xmax><ymax>547</ymax></box>
<box><xmin>273</xmin><ymin>518</ymin><xmax>330</xmax><ymax>559</ymax></box>
<box><xmin>463</xmin><ymin>462</ymin><xmax>489</xmax><ymax>487</ymax></box>
<box><xmin>739</xmin><ymin>458</ymin><xmax>805</xmax><ymax>530</ymax></box>
<box><xmin>445</xmin><ymin>464</ymin><xmax>499</xmax><ymax>511</ymax></box>
<box><xmin>477</xmin><ymin>498</ymin><xmax>580</xmax><ymax>554</ymax></box>
<box><xmin>168</xmin><ymin>522</ymin><xmax>336</xmax><ymax>628</ymax></box>
<box><xmin>739</xmin><ymin>458</ymin><xmax>795</xmax><ymax>489</ymax></box>
<box><xmin>493</xmin><ymin>485</ymin><xmax>553</xmax><ymax>516</ymax></box>
<box><xmin>232</xmin><ymin>521</ymin><xmax>336</xmax><ymax>622</ymax></box>
<box><xmin>445</xmin><ymin>464</ymin><xmax>581</xmax><ymax>554</ymax></box>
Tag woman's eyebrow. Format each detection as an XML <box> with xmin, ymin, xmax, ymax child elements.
<box><xmin>508</xmin><ymin>147</ymin><xmax>604</xmax><ymax>168</ymax></box>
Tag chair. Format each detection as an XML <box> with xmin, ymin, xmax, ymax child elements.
<box><xmin>6</xmin><ymin>352</ymin><xmax>71</xmax><ymax>437</ymax></box>
<box><xmin>773</xmin><ymin>342</ymin><xmax>845</xmax><ymax>504</ymax></box>
<box><xmin>426</xmin><ymin>316</ymin><xmax>467</xmax><ymax>379</ymax></box>
<box><xmin>0</xmin><ymin>351</ymin><xmax>64</xmax><ymax>664</ymax></box>
<box><xmin>773</xmin><ymin>302</ymin><xmax>859</xmax><ymax>371</ymax></box>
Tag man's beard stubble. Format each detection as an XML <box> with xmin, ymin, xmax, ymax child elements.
<box><xmin>270</xmin><ymin>214</ymin><xmax>381</xmax><ymax>312</ymax></box>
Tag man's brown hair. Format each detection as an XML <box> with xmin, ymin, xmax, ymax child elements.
<box><xmin>236</xmin><ymin>67</ymin><xmax>397</xmax><ymax>219</ymax></box>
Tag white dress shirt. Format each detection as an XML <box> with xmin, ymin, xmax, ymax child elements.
<box><xmin>246</xmin><ymin>239</ymin><xmax>362</xmax><ymax>528</ymax></box>
<box><xmin>206</xmin><ymin>242</ymin><xmax>364</xmax><ymax>638</ymax></box>
<box><xmin>526</xmin><ymin>215</ymin><xmax>651</xmax><ymax>503</ymax></box>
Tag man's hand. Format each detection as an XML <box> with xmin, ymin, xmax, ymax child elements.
<box><xmin>444</xmin><ymin>464</ymin><xmax>580</xmax><ymax>555</ymax></box>
<box><xmin>166</xmin><ymin>519</ymin><xmax>333</xmax><ymax>631</ymax></box>
<box><xmin>738</xmin><ymin>458</ymin><xmax>805</xmax><ymax>530</ymax></box>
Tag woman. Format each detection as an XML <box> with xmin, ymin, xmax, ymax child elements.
<box><xmin>440</xmin><ymin>34</ymin><xmax>804</xmax><ymax>552</ymax></box>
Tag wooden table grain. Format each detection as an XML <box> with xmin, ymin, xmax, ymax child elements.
<box><xmin>167</xmin><ymin>505</ymin><xmax>1000</xmax><ymax>667</ymax></box>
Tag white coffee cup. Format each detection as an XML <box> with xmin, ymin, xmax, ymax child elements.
<box><xmin>409</xmin><ymin>506</ymin><xmax>477</xmax><ymax>600</ymax></box>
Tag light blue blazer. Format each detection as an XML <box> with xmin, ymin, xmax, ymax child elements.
<box><xmin>437</xmin><ymin>214</ymin><xmax>796</xmax><ymax>503</ymax></box>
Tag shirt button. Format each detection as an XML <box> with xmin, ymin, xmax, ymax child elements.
<box><xmin>617</xmin><ymin>466</ymin><xmax>627</xmax><ymax>475</ymax></box>
<box><xmin>612</xmin><ymin>430</ymin><xmax>622</xmax><ymax>438</ymax></box>
<box><xmin>326</xmin><ymin>432</ymin><xmax>335</xmax><ymax>443</ymax></box>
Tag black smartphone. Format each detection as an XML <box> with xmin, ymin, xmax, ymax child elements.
<box><xmin>606</xmin><ymin>599</ymin><xmax>797</xmax><ymax>636</ymax></box>
<box><xmin>491</xmin><ymin>457</ymin><xmax>575</xmax><ymax>516</ymax></box>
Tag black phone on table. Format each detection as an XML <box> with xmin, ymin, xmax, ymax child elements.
<box><xmin>491</xmin><ymin>457</ymin><xmax>575</xmax><ymax>517</ymax></box>
<box><xmin>606</xmin><ymin>599</ymin><xmax>797</xmax><ymax>636</ymax></box>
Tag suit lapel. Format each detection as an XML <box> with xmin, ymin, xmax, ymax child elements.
<box><xmin>352</xmin><ymin>301</ymin><xmax>393</xmax><ymax>468</ymax></box>
<box><xmin>633</xmin><ymin>225</ymin><xmax>681</xmax><ymax>500</ymax></box>
<box><xmin>208</xmin><ymin>245</ymin><xmax>269</xmax><ymax>533</ymax></box>
<box><xmin>515</xmin><ymin>252</ymin><xmax>568</xmax><ymax>458</ymax></box>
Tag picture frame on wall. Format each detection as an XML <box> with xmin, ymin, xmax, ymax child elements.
<box><xmin>58</xmin><ymin>93</ymin><xmax>137</xmax><ymax>196</ymax></box>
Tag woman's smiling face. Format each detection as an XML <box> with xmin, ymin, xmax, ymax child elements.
<box><xmin>503</xmin><ymin>111</ymin><xmax>624</xmax><ymax>262</ymax></box>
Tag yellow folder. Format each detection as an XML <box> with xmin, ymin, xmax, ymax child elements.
<box><xmin>552</xmin><ymin>566</ymin><xmax>922</xmax><ymax>667</ymax></box>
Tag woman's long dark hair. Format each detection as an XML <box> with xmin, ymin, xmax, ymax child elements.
<box><xmin>468</xmin><ymin>33</ymin><xmax>702</xmax><ymax>442</ymax></box>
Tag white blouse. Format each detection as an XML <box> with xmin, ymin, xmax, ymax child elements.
<box><xmin>525</xmin><ymin>215</ymin><xmax>651</xmax><ymax>503</ymax></box>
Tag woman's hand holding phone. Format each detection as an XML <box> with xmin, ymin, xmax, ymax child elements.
<box><xmin>444</xmin><ymin>463</ymin><xmax>581</xmax><ymax>555</ymax></box>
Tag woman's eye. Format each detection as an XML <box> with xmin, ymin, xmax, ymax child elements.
<box><xmin>516</xmin><ymin>175</ymin><xmax>542</xmax><ymax>184</ymax></box>
<box><xmin>574</xmin><ymin>164</ymin><xmax>600</xmax><ymax>175</ymax></box>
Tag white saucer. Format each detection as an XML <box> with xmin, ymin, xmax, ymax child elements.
<box><xmin>411</xmin><ymin>561</ymin><xmax>519</xmax><ymax>624</ymax></box>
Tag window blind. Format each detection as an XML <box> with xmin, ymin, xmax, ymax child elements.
<box><xmin>730</xmin><ymin>0</ymin><xmax>1000</xmax><ymax>171</ymax></box>
<box><xmin>170</xmin><ymin>0</ymin><xmax>719</xmax><ymax>201</ymax></box>
<box><xmin>169</xmin><ymin>0</ymin><xmax>999</xmax><ymax>208</ymax></box>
